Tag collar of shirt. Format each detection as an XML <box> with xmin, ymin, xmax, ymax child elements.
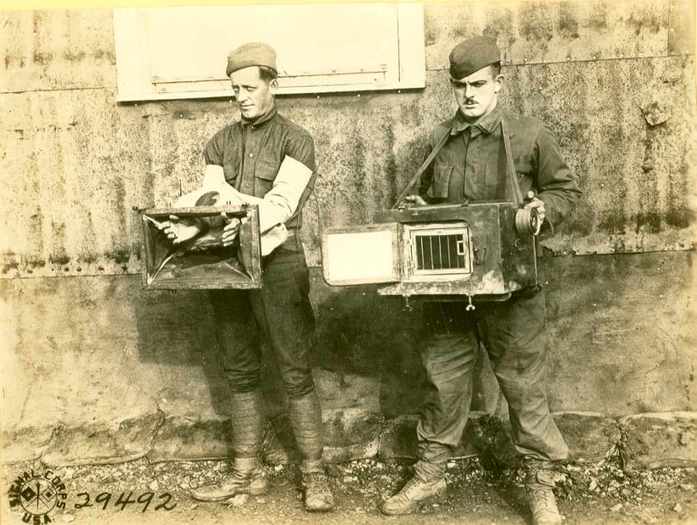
<box><xmin>449</xmin><ymin>104</ymin><xmax>503</xmax><ymax>138</ymax></box>
<box><xmin>240</xmin><ymin>105</ymin><xmax>277</xmax><ymax>129</ymax></box>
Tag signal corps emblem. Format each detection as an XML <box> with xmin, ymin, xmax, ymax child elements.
<box><xmin>7</xmin><ymin>469</ymin><xmax>67</xmax><ymax>524</ymax></box>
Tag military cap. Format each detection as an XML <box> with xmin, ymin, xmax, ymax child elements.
<box><xmin>226</xmin><ymin>42</ymin><xmax>277</xmax><ymax>77</ymax></box>
<box><xmin>449</xmin><ymin>36</ymin><xmax>500</xmax><ymax>79</ymax></box>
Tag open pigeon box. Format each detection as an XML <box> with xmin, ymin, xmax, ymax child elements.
<box><xmin>140</xmin><ymin>204</ymin><xmax>262</xmax><ymax>289</ymax></box>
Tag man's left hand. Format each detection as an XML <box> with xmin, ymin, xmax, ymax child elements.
<box><xmin>523</xmin><ymin>197</ymin><xmax>546</xmax><ymax>235</ymax></box>
<box><xmin>221</xmin><ymin>214</ymin><xmax>241</xmax><ymax>247</ymax></box>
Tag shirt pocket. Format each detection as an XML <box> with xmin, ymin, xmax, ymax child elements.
<box><xmin>254</xmin><ymin>157</ymin><xmax>279</xmax><ymax>196</ymax></box>
<box><xmin>430</xmin><ymin>163</ymin><xmax>453</xmax><ymax>199</ymax></box>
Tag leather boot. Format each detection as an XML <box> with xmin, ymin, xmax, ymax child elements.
<box><xmin>288</xmin><ymin>392</ymin><xmax>334</xmax><ymax>512</ymax></box>
<box><xmin>190</xmin><ymin>456</ymin><xmax>267</xmax><ymax>501</ymax></box>
<box><xmin>190</xmin><ymin>391</ymin><xmax>267</xmax><ymax>502</ymax></box>
<box><xmin>380</xmin><ymin>473</ymin><xmax>447</xmax><ymax>515</ymax></box>
<box><xmin>525</xmin><ymin>459</ymin><xmax>562</xmax><ymax>525</ymax></box>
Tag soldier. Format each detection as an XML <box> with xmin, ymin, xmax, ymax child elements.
<box><xmin>162</xmin><ymin>42</ymin><xmax>333</xmax><ymax>512</ymax></box>
<box><xmin>380</xmin><ymin>36</ymin><xmax>581</xmax><ymax>525</ymax></box>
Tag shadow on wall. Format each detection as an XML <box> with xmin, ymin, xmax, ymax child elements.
<box><xmin>132</xmin><ymin>286</ymin><xmax>231</xmax><ymax>414</ymax></box>
<box><xmin>310</xmin><ymin>282</ymin><xmax>427</xmax><ymax>417</ymax></box>
<box><xmin>129</xmin><ymin>269</ymin><xmax>501</xmax><ymax>428</ymax></box>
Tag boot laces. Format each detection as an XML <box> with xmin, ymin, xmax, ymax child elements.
<box><xmin>529</xmin><ymin>483</ymin><xmax>559</xmax><ymax>521</ymax></box>
<box><xmin>303</xmin><ymin>472</ymin><xmax>330</xmax><ymax>491</ymax></box>
<box><xmin>531</xmin><ymin>484</ymin><xmax>556</xmax><ymax>507</ymax></box>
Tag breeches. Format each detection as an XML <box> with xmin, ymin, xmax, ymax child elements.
<box><xmin>209</xmin><ymin>246</ymin><xmax>316</xmax><ymax>399</ymax></box>
<box><xmin>417</xmin><ymin>290</ymin><xmax>568</xmax><ymax>466</ymax></box>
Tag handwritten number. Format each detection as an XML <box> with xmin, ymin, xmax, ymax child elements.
<box><xmin>155</xmin><ymin>493</ymin><xmax>177</xmax><ymax>511</ymax></box>
<box><xmin>74</xmin><ymin>492</ymin><xmax>92</xmax><ymax>509</ymax></box>
<box><xmin>137</xmin><ymin>492</ymin><xmax>154</xmax><ymax>512</ymax></box>
<box><xmin>94</xmin><ymin>492</ymin><xmax>111</xmax><ymax>510</ymax></box>
<box><xmin>114</xmin><ymin>491</ymin><xmax>136</xmax><ymax>511</ymax></box>
<box><xmin>74</xmin><ymin>491</ymin><xmax>175</xmax><ymax>512</ymax></box>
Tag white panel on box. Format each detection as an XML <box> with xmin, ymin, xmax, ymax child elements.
<box><xmin>322</xmin><ymin>224</ymin><xmax>400</xmax><ymax>285</ymax></box>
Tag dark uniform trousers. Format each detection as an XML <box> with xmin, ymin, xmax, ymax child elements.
<box><xmin>415</xmin><ymin>289</ymin><xmax>569</xmax><ymax>480</ymax></box>
<box><xmin>209</xmin><ymin>233</ymin><xmax>315</xmax><ymax>399</ymax></box>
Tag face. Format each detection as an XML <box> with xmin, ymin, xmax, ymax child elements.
<box><xmin>229</xmin><ymin>66</ymin><xmax>275</xmax><ymax>120</ymax></box>
<box><xmin>450</xmin><ymin>65</ymin><xmax>502</xmax><ymax>120</ymax></box>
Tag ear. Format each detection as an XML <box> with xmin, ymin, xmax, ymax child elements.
<box><xmin>494</xmin><ymin>74</ymin><xmax>504</xmax><ymax>94</ymax></box>
<box><xmin>269</xmin><ymin>78</ymin><xmax>279</xmax><ymax>94</ymax></box>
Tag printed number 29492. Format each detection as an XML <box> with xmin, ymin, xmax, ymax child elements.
<box><xmin>74</xmin><ymin>491</ymin><xmax>176</xmax><ymax>512</ymax></box>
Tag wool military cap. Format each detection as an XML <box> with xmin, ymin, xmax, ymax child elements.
<box><xmin>226</xmin><ymin>42</ymin><xmax>277</xmax><ymax>77</ymax></box>
<box><xmin>449</xmin><ymin>36</ymin><xmax>500</xmax><ymax>79</ymax></box>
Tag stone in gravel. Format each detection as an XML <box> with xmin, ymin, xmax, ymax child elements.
<box><xmin>227</xmin><ymin>494</ymin><xmax>248</xmax><ymax>507</ymax></box>
<box><xmin>620</xmin><ymin>413</ymin><xmax>697</xmax><ymax>469</ymax></box>
<box><xmin>149</xmin><ymin>480</ymin><xmax>159</xmax><ymax>491</ymax></box>
<box><xmin>679</xmin><ymin>483</ymin><xmax>694</xmax><ymax>491</ymax></box>
<box><xmin>343</xmin><ymin>475</ymin><xmax>358</xmax><ymax>483</ymax></box>
<box><xmin>63</xmin><ymin>514</ymin><xmax>75</xmax><ymax>523</ymax></box>
<box><xmin>610</xmin><ymin>503</ymin><xmax>623</xmax><ymax>512</ymax></box>
<box><xmin>673</xmin><ymin>503</ymin><xmax>683</xmax><ymax>513</ymax></box>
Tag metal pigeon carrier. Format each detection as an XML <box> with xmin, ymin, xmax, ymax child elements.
<box><xmin>321</xmin><ymin>119</ymin><xmax>540</xmax><ymax>306</ymax></box>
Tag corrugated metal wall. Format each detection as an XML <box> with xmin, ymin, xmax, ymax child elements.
<box><xmin>1</xmin><ymin>0</ymin><xmax>695</xmax><ymax>276</ymax></box>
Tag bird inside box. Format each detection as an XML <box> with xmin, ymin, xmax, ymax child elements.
<box><xmin>141</xmin><ymin>154</ymin><xmax>311</xmax><ymax>289</ymax></box>
<box><xmin>140</xmin><ymin>202</ymin><xmax>262</xmax><ymax>290</ymax></box>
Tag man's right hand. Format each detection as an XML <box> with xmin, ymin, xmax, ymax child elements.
<box><xmin>400</xmin><ymin>194</ymin><xmax>428</xmax><ymax>208</ymax></box>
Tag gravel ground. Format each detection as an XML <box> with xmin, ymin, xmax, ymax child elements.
<box><xmin>2</xmin><ymin>453</ymin><xmax>696</xmax><ymax>525</ymax></box>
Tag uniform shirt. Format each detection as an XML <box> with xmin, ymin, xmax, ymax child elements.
<box><xmin>203</xmin><ymin>107</ymin><xmax>316</xmax><ymax>230</ymax></box>
<box><xmin>419</xmin><ymin>105</ymin><xmax>581</xmax><ymax>230</ymax></box>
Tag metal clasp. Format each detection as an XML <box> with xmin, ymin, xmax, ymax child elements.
<box><xmin>465</xmin><ymin>295</ymin><xmax>475</xmax><ymax>311</ymax></box>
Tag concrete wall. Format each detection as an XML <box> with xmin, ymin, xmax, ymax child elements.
<box><xmin>1</xmin><ymin>0</ymin><xmax>696</xmax><ymax>464</ymax></box>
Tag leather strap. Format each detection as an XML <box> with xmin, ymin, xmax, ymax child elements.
<box><xmin>392</xmin><ymin>127</ymin><xmax>452</xmax><ymax>209</ymax></box>
<box><xmin>393</xmin><ymin>116</ymin><xmax>524</xmax><ymax>208</ymax></box>
<box><xmin>500</xmin><ymin>119</ymin><xmax>524</xmax><ymax>206</ymax></box>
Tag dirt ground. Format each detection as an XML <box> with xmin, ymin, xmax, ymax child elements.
<box><xmin>2</xmin><ymin>454</ymin><xmax>696</xmax><ymax>525</ymax></box>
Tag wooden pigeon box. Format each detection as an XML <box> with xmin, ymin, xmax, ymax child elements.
<box><xmin>140</xmin><ymin>204</ymin><xmax>262</xmax><ymax>289</ymax></box>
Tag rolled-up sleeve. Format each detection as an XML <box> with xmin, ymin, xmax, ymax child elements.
<box><xmin>256</xmin><ymin>155</ymin><xmax>314</xmax><ymax>232</ymax></box>
<box><xmin>285</xmin><ymin>129</ymin><xmax>316</xmax><ymax>172</ymax></box>
<box><xmin>535</xmin><ymin>126</ymin><xmax>582</xmax><ymax>228</ymax></box>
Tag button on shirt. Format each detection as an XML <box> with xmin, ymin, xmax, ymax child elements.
<box><xmin>203</xmin><ymin>107</ymin><xmax>316</xmax><ymax>230</ymax></box>
<box><xmin>419</xmin><ymin>105</ymin><xmax>581</xmax><ymax>229</ymax></box>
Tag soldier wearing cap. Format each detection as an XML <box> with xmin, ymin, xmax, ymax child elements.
<box><xmin>163</xmin><ymin>42</ymin><xmax>334</xmax><ymax>512</ymax></box>
<box><xmin>380</xmin><ymin>36</ymin><xmax>581</xmax><ymax>525</ymax></box>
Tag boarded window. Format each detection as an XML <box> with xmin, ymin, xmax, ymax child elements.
<box><xmin>113</xmin><ymin>4</ymin><xmax>425</xmax><ymax>101</ymax></box>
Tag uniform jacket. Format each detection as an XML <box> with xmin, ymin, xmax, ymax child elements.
<box><xmin>418</xmin><ymin>105</ymin><xmax>581</xmax><ymax>230</ymax></box>
<box><xmin>203</xmin><ymin>108</ymin><xmax>316</xmax><ymax>230</ymax></box>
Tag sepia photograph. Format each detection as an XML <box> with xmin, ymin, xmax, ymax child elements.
<box><xmin>1</xmin><ymin>0</ymin><xmax>695</xmax><ymax>524</ymax></box>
